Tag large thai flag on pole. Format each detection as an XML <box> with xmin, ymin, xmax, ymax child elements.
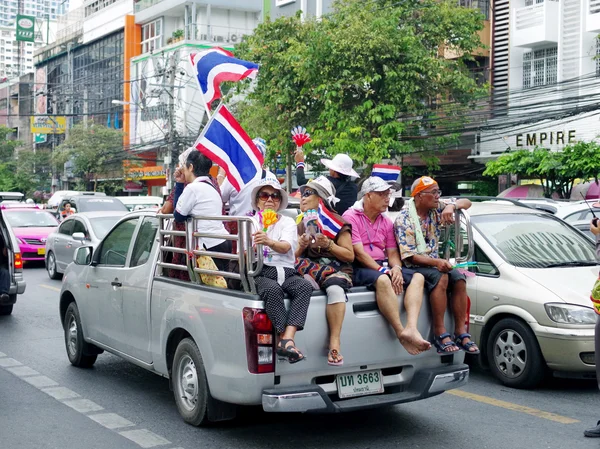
<box><xmin>190</xmin><ymin>48</ymin><xmax>259</xmax><ymax>113</ymax></box>
<box><xmin>372</xmin><ymin>164</ymin><xmax>401</xmax><ymax>182</ymax></box>
<box><xmin>194</xmin><ymin>104</ymin><xmax>264</xmax><ymax>192</ymax></box>
<box><xmin>317</xmin><ymin>200</ymin><xmax>344</xmax><ymax>239</ymax></box>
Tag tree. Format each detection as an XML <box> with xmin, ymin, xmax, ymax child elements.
<box><xmin>53</xmin><ymin>124</ymin><xmax>125</xmax><ymax>191</ymax></box>
<box><xmin>483</xmin><ymin>142</ymin><xmax>600</xmax><ymax>198</ymax></box>
<box><xmin>0</xmin><ymin>125</ymin><xmax>20</xmax><ymax>163</ymax></box>
<box><xmin>233</xmin><ymin>0</ymin><xmax>487</xmax><ymax>173</ymax></box>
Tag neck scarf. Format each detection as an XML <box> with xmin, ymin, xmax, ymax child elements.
<box><xmin>408</xmin><ymin>198</ymin><xmax>428</xmax><ymax>253</ymax></box>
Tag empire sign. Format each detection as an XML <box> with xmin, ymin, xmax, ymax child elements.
<box><xmin>515</xmin><ymin>130</ymin><xmax>576</xmax><ymax>147</ymax></box>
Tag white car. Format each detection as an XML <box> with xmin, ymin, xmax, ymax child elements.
<box><xmin>116</xmin><ymin>196</ymin><xmax>163</xmax><ymax>212</ymax></box>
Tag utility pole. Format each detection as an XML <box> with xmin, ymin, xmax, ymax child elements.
<box><xmin>164</xmin><ymin>52</ymin><xmax>177</xmax><ymax>193</ymax></box>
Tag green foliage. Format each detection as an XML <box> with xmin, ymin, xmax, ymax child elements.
<box><xmin>54</xmin><ymin>124</ymin><xmax>124</xmax><ymax>190</ymax></box>
<box><xmin>469</xmin><ymin>179</ymin><xmax>498</xmax><ymax>196</ymax></box>
<box><xmin>483</xmin><ymin>142</ymin><xmax>600</xmax><ymax>198</ymax></box>
<box><xmin>234</xmin><ymin>0</ymin><xmax>487</xmax><ymax>173</ymax></box>
<box><xmin>0</xmin><ymin>125</ymin><xmax>20</xmax><ymax>163</ymax></box>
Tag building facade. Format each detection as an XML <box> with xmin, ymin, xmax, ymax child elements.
<box><xmin>268</xmin><ymin>0</ymin><xmax>332</xmax><ymax>19</ymax></box>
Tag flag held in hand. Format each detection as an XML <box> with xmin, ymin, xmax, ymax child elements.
<box><xmin>317</xmin><ymin>200</ymin><xmax>344</xmax><ymax>239</ymax></box>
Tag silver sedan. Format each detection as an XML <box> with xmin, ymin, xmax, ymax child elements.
<box><xmin>45</xmin><ymin>211</ymin><xmax>127</xmax><ymax>279</ymax></box>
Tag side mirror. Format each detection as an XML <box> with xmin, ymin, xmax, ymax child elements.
<box><xmin>74</xmin><ymin>246</ymin><xmax>93</xmax><ymax>265</ymax></box>
<box><xmin>72</xmin><ymin>232</ymin><xmax>86</xmax><ymax>242</ymax></box>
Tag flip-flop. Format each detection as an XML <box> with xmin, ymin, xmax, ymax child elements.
<box><xmin>327</xmin><ymin>349</ymin><xmax>344</xmax><ymax>366</ymax></box>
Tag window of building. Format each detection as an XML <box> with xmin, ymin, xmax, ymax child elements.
<box><xmin>141</xmin><ymin>19</ymin><xmax>162</xmax><ymax>54</ymax></box>
<box><xmin>523</xmin><ymin>47</ymin><xmax>557</xmax><ymax>88</ymax></box>
<box><xmin>524</xmin><ymin>0</ymin><xmax>545</xmax><ymax>5</ymax></box>
<box><xmin>1</xmin><ymin>31</ymin><xmax>10</xmax><ymax>37</ymax></box>
<box><xmin>276</xmin><ymin>0</ymin><xmax>296</xmax><ymax>5</ymax></box>
<box><xmin>596</xmin><ymin>38</ymin><xmax>600</xmax><ymax>77</ymax></box>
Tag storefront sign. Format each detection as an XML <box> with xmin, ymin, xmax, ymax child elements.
<box><xmin>124</xmin><ymin>181</ymin><xmax>144</xmax><ymax>192</ymax></box>
<box><xmin>16</xmin><ymin>15</ymin><xmax>35</xmax><ymax>42</ymax></box>
<box><xmin>126</xmin><ymin>165</ymin><xmax>166</xmax><ymax>180</ymax></box>
<box><xmin>515</xmin><ymin>130</ymin><xmax>576</xmax><ymax>147</ymax></box>
<box><xmin>30</xmin><ymin>116</ymin><xmax>67</xmax><ymax>134</ymax></box>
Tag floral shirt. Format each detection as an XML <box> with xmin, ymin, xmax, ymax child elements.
<box><xmin>394</xmin><ymin>200</ymin><xmax>448</xmax><ymax>267</ymax></box>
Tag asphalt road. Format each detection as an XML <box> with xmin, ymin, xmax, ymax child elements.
<box><xmin>1</xmin><ymin>265</ymin><xmax>600</xmax><ymax>449</ymax></box>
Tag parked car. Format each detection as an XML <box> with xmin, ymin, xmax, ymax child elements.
<box><xmin>58</xmin><ymin>195</ymin><xmax>129</xmax><ymax>216</ymax></box>
<box><xmin>58</xmin><ymin>211</ymin><xmax>468</xmax><ymax>426</ymax></box>
<box><xmin>45</xmin><ymin>211</ymin><xmax>127</xmax><ymax>279</ymax></box>
<box><xmin>2</xmin><ymin>208</ymin><xmax>59</xmax><ymax>263</ymax></box>
<box><xmin>47</xmin><ymin>191</ymin><xmax>106</xmax><ymax>209</ymax></box>
<box><xmin>0</xmin><ymin>194</ymin><xmax>27</xmax><ymax>315</ymax></box>
<box><xmin>553</xmin><ymin>200</ymin><xmax>600</xmax><ymax>240</ymax></box>
<box><xmin>459</xmin><ymin>202</ymin><xmax>598</xmax><ymax>388</ymax></box>
<box><xmin>116</xmin><ymin>196</ymin><xmax>163</xmax><ymax>212</ymax></box>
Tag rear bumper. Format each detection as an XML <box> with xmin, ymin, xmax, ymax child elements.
<box><xmin>262</xmin><ymin>364</ymin><xmax>469</xmax><ymax>413</ymax></box>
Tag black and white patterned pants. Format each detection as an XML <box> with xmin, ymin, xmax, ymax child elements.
<box><xmin>255</xmin><ymin>266</ymin><xmax>313</xmax><ymax>334</ymax></box>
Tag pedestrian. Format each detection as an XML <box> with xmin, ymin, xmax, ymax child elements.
<box><xmin>584</xmin><ymin>217</ymin><xmax>600</xmax><ymax>438</ymax></box>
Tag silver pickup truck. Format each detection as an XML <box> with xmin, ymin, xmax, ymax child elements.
<box><xmin>59</xmin><ymin>211</ymin><xmax>469</xmax><ymax>426</ymax></box>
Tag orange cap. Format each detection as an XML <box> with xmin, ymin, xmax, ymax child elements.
<box><xmin>411</xmin><ymin>176</ymin><xmax>438</xmax><ymax>197</ymax></box>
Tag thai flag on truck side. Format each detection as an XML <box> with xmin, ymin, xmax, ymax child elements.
<box><xmin>190</xmin><ymin>48</ymin><xmax>259</xmax><ymax>110</ymax></box>
<box><xmin>194</xmin><ymin>104</ymin><xmax>264</xmax><ymax>192</ymax></box>
<box><xmin>372</xmin><ymin>164</ymin><xmax>401</xmax><ymax>182</ymax></box>
<box><xmin>317</xmin><ymin>200</ymin><xmax>344</xmax><ymax>239</ymax></box>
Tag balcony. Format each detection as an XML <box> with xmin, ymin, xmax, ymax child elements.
<box><xmin>586</xmin><ymin>0</ymin><xmax>600</xmax><ymax>32</ymax></box>
<box><xmin>512</xmin><ymin>0</ymin><xmax>559</xmax><ymax>48</ymax></box>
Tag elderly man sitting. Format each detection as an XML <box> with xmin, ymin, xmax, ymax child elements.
<box><xmin>342</xmin><ymin>177</ymin><xmax>431</xmax><ymax>355</ymax></box>
<box><xmin>394</xmin><ymin>176</ymin><xmax>479</xmax><ymax>354</ymax></box>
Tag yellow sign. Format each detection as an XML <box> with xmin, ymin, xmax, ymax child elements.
<box><xmin>30</xmin><ymin>116</ymin><xmax>67</xmax><ymax>134</ymax></box>
<box><xmin>126</xmin><ymin>165</ymin><xmax>166</xmax><ymax>180</ymax></box>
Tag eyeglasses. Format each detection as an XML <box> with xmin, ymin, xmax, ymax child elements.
<box><xmin>258</xmin><ymin>192</ymin><xmax>282</xmax><ymax>202</ymax></box>
<box><xmin>421</xmin><ymin>189</ymin><xmax>442</xmax><ymax>197</ymax></box>
<box><xmin>301</xmin><ymin>189</ymin><xmax>317</xmax><ymax>198</ymax></box>
<box><xmin>372</xmin><ymin>190</ymin><xmax>392</xmax><ymax>198</ymax></box>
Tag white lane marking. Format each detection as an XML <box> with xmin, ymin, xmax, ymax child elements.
<box><xmin>6</xmin><ymin>366</ymin><xmax>40</xmax><ymax>377</ymax></box>
<box><xmin>23</xmin><ymin>375</ymin><xmax>59</xmax><ymax>388</ymax></box>
<box><xmin>0</xmin><ymin>351</ymin><xmax>6</xmax><ymax>357</ymax></box>
<box><xmin>63</xmin><ymin>398</ymin><xmax>104</xmax><ymax>413</ymax></box>
<box><xmin>119</xmin><ymin>429</ymin><xmax>171</xmax><ymax>448</ymax></box>
<box><xmin>42</xmin><ymin>386</ymin><xmax>81</xmax><ymax>401</ymax></box>
<box><xmin>40</xmin><ymin>283</ymin><xmax>61</xmax><ymax>292</ymax></box>
<box><xmin>0</xmin><ymin>357</ymin><xmax>22</xmax><ymax>367</ymax></box>
<box><xmin>88</xmin><ymin>413</ymin><xmax>135</xmax><ymax>430</ymax></box>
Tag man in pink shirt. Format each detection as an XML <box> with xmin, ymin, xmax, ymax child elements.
<box><xmin>342</xmin><ymin>177</ymin><xmax>431</xmax><ymax>355</ymax></box>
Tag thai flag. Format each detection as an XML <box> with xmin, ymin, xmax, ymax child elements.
<box><xmin>372</xmin><ymin>164</ymin><xmax>401</xmax><ymax>182</ymax></box>
<box><xmin>194</xmin><ymin>104</ymin><xmax>264</xmax><ymax>192</ymax></box>
<box><xmin>317</xmin><ymin>200</ymin><xmax>344</xmax><ymax>239</ymax></box>
<box><xmin>190</xmin><ymin>48</ymin><xmax>259</xmax><ymax>110</ymax></box>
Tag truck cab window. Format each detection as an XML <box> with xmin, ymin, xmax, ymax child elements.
<box><xmin>99</xmin><ymin>218</ymin><xmax>139</xmax><ymax>266</ymax></box>
<box><xmin>131</xmin><ymin>217</ymin><xmax>159</xmax><ymax>267</ymax></box>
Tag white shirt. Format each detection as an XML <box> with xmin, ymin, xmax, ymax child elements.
<box><xmin>221</xmin><ymin>170</ymin><xmax>276</xmax><ymax>217</ymax></box>
<box><xmin>175</xmin><ymin>177</ymin><xmax>227</xmax><ymax>249</ymax></box>
<box><xmin>251</xmin><ymin>213</ymin><xmax>297</xmax><ymax>269</ymax></box>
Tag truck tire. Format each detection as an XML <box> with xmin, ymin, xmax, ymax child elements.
<box><xmin>172</xmin><ymin>338</ymin><xmax>210</xmax><ymax>426</ymax></box>
<box><xmin>0</xmin><ymin>304</ymin><xmax>13</xmax><ymax>315</ymax></box>
<box><xmin>486</xmin><ymin>317</ymin><xmax>546</xmax><ymax>389</ymax></box>
<box><xmin>64</xmin><ymin>302</ymin><xmax>97</xmax><ymax>368</ymax></box>
<box><xmin>47</xmin><ymin>252</ymin><xmax>62</xmax><ymax>280</ymax></box>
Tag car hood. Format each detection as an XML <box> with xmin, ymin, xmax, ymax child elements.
<box><xmin>14</xmin><ymin>227</ymin><xmax>57</xmax><ymax>240</ymax></box>
<box><xmin>515</xmin><ymin>266</ymin><xmax>599</xmax><ymax>306</ymax></box>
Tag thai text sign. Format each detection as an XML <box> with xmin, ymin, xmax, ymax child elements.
<box><xmin>30</xmin><ymin>116</ymin><xmax>67</xmax><ymax>134</ymax></box>
<box><xmin>126</xmin><ymin>166</ymin><xmax>166</xmax><ymax>180</ymax></box>
<box><xmin>16</xmin><ymin>15</ymin><xmax>35</xmax><ymax>42</ymax></box>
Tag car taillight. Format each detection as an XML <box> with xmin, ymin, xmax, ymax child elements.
<box><xmin>243</xmin><ymin>307</ymin><xmax>274</xmax><ymax>374</ymax></box>
<box><xmin>14</xmin><ymin>252</ymin><xmax>22</xmax><ymax>270</ymax></box>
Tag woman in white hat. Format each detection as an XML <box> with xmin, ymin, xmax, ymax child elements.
<box><xmin>295</xmin><ymin>176</ymin><xmax>354</xmax><ymax>366</ymax></box>
<box><xmin>295</xmin><ymin>151</ymin><xmax>358</xmax><ymax>215</ymax></box>
<box><xmin>251</xmin><ymin>176</ymin><xmax>313</xmax><ymax>364</ymax></box>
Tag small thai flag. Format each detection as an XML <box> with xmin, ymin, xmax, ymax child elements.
<box><xmin>317</xmin><ymin>200</ymin><xmax>344</xmax><ymax>239</ymax></box>
<box><xmin>194</xmin><ymin>104</ymin><xmax>264</xmax><ymax>192</ymax></box>
<box><xmin>372</xmin><ymin>164</ymin><xmax>401</xmax><ymax>182</ymax></box>
<box><xmin>190</xmin><ymin>48</ymin><xmax>259</xmax><ymax>110</ymax></box>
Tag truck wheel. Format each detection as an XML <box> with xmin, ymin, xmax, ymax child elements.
<box><xmin>0</xmin><ymin>305</ymin><xmax>13</xmax><ymax>315</ymax></box>
<box><xmin>172</xmin><ymin>338</ymin><xmax>210</xmax><ymax>426</ymax></box>
<box><xmin>47</xmin><ymin>252</ymin><xmax>62</xmax><ymax>280</ymax></box>
<box><xmin>64</xmin><ymin>302</ymin><xmax>97</xmax><ymax>368</ymax></box>
<box><xmin>486</xmin><ymin>317</ymin><xmax>546</xmax><ymax>389</ymax></box>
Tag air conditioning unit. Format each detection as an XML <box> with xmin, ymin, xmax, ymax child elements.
<box><xmin>199</xmin><ymin>34</ymin><xmax>208</xmax><ymax>40</ymax></box>
<box><xmin>229</xmin><ymin>34</ymin><xmax>238</xmax><ymax>43</ymax></box>
<box><xmin>212</xmin><ymin>35</ymin><xmax>224</xmax><ymax>43</ymax></box>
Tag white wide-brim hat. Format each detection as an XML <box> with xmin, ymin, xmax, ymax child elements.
<box><xmin>251</xmin><ymin>176</ymin><xmax>288</xmax><ymax>211</ymax></box>
<box><xmin>320</xmin><ymin>153</ymin><xmax>359</xmax><ymax>178</ymax></box>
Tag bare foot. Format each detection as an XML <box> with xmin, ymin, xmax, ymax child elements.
<box><xmin>399</xmin><ymin>328</ymin><xmax>432</xmax><ymax>355</ymax></box>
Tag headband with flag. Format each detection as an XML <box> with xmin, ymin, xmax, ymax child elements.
<box><xmin>317</xmin><ymin>199</ymin><xmax>344</xmax><ymax>239</ymax></box>
<box><xmin>190</xmin><ymin>48</ymin><xmax>259</xmax><ymax>114</ymax></box>
<box><xmin>372</xmin><ymin>164</ymin><xmax>401</xmax><ymax>182</ymax></box>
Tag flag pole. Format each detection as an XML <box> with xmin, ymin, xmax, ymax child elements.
<box><xmin>193</xmin><ymin>102</ymin><xmax>222</xmax><ymax>148</ymax></box>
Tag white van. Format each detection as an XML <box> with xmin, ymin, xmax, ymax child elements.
<box><xmin>117</xmin><ymin>196</ymin><xmax>163</xmax><ymax>211</ymax></box>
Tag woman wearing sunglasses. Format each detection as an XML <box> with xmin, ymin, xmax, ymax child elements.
<box><xmin>295</xmin><ymin>176</ymin><xmax>354</xmax><ymax>366</ymax></box>
<box><xmin>250</xmin><ymin>177</ymin><xmax>313</xmax><ymax>364</ymax></box>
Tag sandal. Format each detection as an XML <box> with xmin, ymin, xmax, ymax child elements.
<box><xmin>433</xmin><ymin>332</ymin><xmax>460</xmax><ymax>354</ymax></box>
<box><xmin>277</xmin><ymin>339</ymin><xmax>306</xmax><ymax>364</ymax></box>
<box><xmin>327</xmin><ymin>349</ymin><xmax>344</xmax><ymax>366</ymax></box>
<box><xmin>455</xmin><ymin>333</ymin><xmax>480</xmax><ymax>354</ymax></box>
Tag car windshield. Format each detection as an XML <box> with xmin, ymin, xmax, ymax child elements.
<box><xmin>472</xmin><ymin>213</ymin><xmax>598</xmax><ymax>268</ymax></box>
<box><xmin>4</xmin><ymin>210</ymin><xmax>58</xmax><ymax>227</ymax></box>
<box><xmin>89</xmin><ymin>216</ymin><xmax>123</xmax><ymax>239</ymax></box>
<box><xmin>77</xmin><ymin>198</ymin><xmax>128</xmax><ymax>212</ymax></box>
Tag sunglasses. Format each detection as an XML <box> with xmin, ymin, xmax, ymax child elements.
<box><xmin>301</xmin><ymin>189</ymin><xmax>317</xmax><ymax>198</ymax></box>
<box><xmin>258</xmin><ymin>192</ymin><xmax>282</xmax><ymax>202</ymax></box>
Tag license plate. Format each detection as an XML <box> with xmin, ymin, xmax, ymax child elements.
<box><xmin>336</xmin><ymin>369</ymin><xmax>384</xmax><ymax>399</ymax></box>
<box><xmin>37</xmin><ymin>248</ymin><xmax>45</xmax><ymax>255</ymax></box>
